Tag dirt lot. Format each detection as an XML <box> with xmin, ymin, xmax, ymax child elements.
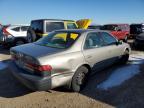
<box><xmin>0</xmin><ymin>43</ymin><xmax>144</xmax><ymax>108</ymax></box>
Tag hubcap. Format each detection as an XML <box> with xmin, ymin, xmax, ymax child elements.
<box><xmin>76</xmin><ymin>72</ymin><xmax>85</xmax><ymax>85</ymax></box>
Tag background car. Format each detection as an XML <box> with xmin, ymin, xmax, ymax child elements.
<box><xmin>134</xmin><ymin>32</ymin><xmax>144</xmax><ymax>48</ymax></box>
<box><xmin>130</xmin><ymin>23</ymin><xmax>144</xmax><ymax>38</ymax></box>
<box><xmin>88</xmin><ymin>24</ymin><xmax>102</xmax><ymax>30</ymax></box>
<box><xmin>0</xmin><ymin>24</ymin><xmax>29</xmax><ymax>47</ymax></box>
<box><xmin>10</xmin><ymin>29</ymin><xmax>131</xmax><ymax>92</ymax></box>
<box><xmin>101</xmin><ymin>24</ymin><xmax>130</xmax><ymax>42</ymax></box>
<box><xmin>27</xmin><ymin>19</ymin><xmax>91</xmax><ymax>43</ymax></box>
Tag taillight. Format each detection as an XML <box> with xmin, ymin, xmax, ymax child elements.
<box><xmin>25</xmin><ymin>62</ymin><xmax>52</xmax><ymax>72</ymax></box>
<box><xmin>3</xmin><ymin>27</ymin><xmax>11</xmax><ymax>36</ymax></box>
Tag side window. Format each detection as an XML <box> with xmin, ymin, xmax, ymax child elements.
<box><xmin>12</xmin><ymin>27</ymin><xmax>20</xmax><ymax>32</ymax></box>
<box><xmin>84</xmin><ymin>33</ymin><xmax>104</xmax><ymax>49</ymax></box>
<box><xmin>101</xmin><ymin>32</ymin><xmax>117</xmax><ymax>45</ymax></box>
<box><xmin>21</xmin><ymin>26</ymin><xmax>29</xmax><ymax>31</ymax></box>
<box><xmin>31</xmin><ymin>21</ymin><xmax>43</xmax><ymax>33</ymax></box>
<box><xmin>46</xmin><ymin>22</ymin><xmax>64</xmax><ymax>32</ymax></box>
<box><xmin>67</xmin><ymin>23</ymin><xmax>77</xmax><ymax>29</ymax></box>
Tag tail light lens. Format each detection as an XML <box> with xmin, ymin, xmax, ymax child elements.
<box><xmin>3</xmin><ymin>27</ymin><xmax>11</xmax><ymax>36</ymax></box>
<box><xmin>25</xmin><ymin>62</ymin><xmax>52</xmax><ymax>72</ymax></box>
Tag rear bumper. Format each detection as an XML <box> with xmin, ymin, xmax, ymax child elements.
<box><xmin>9</xmin><ymin>61</ymin><xmax>52</xmax><ymax>91</ymax></box>
<box><xmin>9</xmin><ymin>61</ymin><xmax>73</xmax><ymax>91</ymax></box>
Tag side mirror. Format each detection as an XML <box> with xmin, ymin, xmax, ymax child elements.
<box><xmin>116</xmin><ymin>40</ymin><xmax>123</xmax><ymax>45</ymax></box>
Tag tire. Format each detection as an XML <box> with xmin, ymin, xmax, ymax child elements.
<box><xmin>27</xmin><ymin>28</ymin><xmax>36</xmax><ymax>43</ymax></box>
<box><xmin>14</xmin><ymin>39</ymin><xmax>25</xmax><ymax>46</ymax></box>
<box><xmin>71</xmin><ymin>66</ymin><xmax>89</xmax><ymax>92</ymax></box>
<box><xmin>120</xmin><ymin>50</ymin><xmax>129</xmax><ymax>64</ymax></box>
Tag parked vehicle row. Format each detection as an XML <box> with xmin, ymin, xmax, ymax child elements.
<box><xmin>0</xmin><ymin>19</ymin><xmax>143</xmax><ymax>48</ymax></box>
<box><xmin>0</xmin><ymin>18</ymin><xmax>134</xmax><ymax>92</ymax></box>
<box><xmin>130</xmin><ymin>23</ymin><xmax>144</xmax><ymax>38</ymax></box>
<box><xmin>10</xmin><ymin>29</ymin><xmax>131</xmax><ymax>92</ymax></box>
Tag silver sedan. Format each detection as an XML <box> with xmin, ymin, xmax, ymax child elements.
<box><xmin>10</xmin><ymin>29</ymin><xmax>131</xmax><ymax>92</ymax></box>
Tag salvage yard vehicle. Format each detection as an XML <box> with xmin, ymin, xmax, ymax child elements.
<box><xmin>130</xmin><ymin>23</ymin><xmax>144</xmax><ymax>38</ymax></box>
<box><xmin>0</xmin><ymin>24</ymin><xmax>29</xmax><ymax>47</ymax></box>
<box><xmin>10</xmin><ymin>29</ymin><xmax>131</xmax><ymax>92</ymax></box>
<box><xmin>88</xmin><ymin>24</ymin><xmax>102</xmax><ymax>30</ymax></box>
<box><xmin>27</xmin><ymin>19</ymin><xmax>91</xmax><ymax>43</ymax></box>
<box><xmin>101</xmin><ymin>24</ymin><xmax>130</xmax><ymax>42</ymax></box>
<box><xmin>134</xmin><ymin>33</ymin><xmax>144</xmax><ymax>47</ymax></box>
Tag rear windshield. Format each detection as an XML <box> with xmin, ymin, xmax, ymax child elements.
<box><xmin>35</xmin><ymin>32</ymin><xmax>80</xmax><ymax>49</ymax></box>
<box><xmin>31</xmin><ymin>21</ymin><xmax>43</xmax><ymax>33</ymax></box>
<box><xmin>46</xmin><ymin>22</ymin><xmax>64</xmax><ymax>32</ymax></box>
<box><xmin>101</xmin><ymin>25</ymin><xmax>118</xmax><ymax>31</ymax></box>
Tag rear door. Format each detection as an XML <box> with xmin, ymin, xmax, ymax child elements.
<box><xmin>76</xmin><ymin>19</ymin><xmax>92</xmax><ymax>29</ymax></box>
<box><xmin>82</xmin><ymin>32</ymin><xmax>113</xmax><ymax>72</ymax></box>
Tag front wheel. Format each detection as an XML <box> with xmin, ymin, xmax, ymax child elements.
<box><xmin>71</xmin><ymin>66</ymin><xmax>89</xmax><ymax>92</ymax></box>
<box><xmin>27</xmin><ymin>32</ymin><xmax>33</xmax><ymax>43</ymax></box>
<box><xmin>120</xmin><ymin>50</ymin><xmax>129</xmax><ymax>64</ymax></box>
<box><xmin>27</xmin><ymin>29</ymin><xmax>36</xmax><ymax>43</ymax></box>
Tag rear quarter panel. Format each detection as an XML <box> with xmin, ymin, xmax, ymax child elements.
<box><xmin>37</xmin><ymin>51</ymin><xmax>86</xmax><ymax>75</ymax></box>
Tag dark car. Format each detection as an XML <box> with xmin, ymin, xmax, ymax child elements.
<box><xmin>88</xmin><ymin>24</ymin><xmax>102</xmax><ymax>30</ymax></box>
<box><xmin>130</xmin><ymin>23</ymin><xmax>144</xmax><ymax>38</ymax></box>
<box><xmin>134</xmin><ymin>33</ymin><xmax>144</xmax><ymax>48</ymax></box>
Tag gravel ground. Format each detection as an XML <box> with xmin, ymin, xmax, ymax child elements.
<box><xmin>0</xmin><ymin>44</ymin><xmax>144</xmax><ymax>108</ymax></box>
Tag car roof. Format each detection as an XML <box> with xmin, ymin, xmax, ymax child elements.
<box><xmin>104</xmin><ymin>24</ymin><xmax>129</xmax><ymax>26</ymax></box>
<box><xmin>54</xmin><ymin>29</ymin><xmax>108</xmax><ymax>34</ymax></box>
<box><xmin>31</xmin><ymin>19</ymin><xmax>75</xmax><ymax>22</ymax></box>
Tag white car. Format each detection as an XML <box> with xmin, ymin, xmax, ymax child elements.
<box><xmin>0</xmin><ymin>24</ymin><xmax>29</xmax><ymax>47</ymax></box>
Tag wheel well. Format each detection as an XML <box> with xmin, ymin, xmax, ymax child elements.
<box><xmin>81</xmin><ymin>64</ymin><xmax>91</xmax><ymax>73</ymax></box>
<box><xmin>15</xmin><ymin>37</ymin><xmax>26</xmax><ymax>43</ymax></box>
<box><xmin>125</xmin><ymin>48</ymin><xmax>129</xmax><ymax>52</ymax></box>
<box><xmin>69</xmin><ymin>64</ymin><xmax>91</xmax><ymax>89</ymax></box>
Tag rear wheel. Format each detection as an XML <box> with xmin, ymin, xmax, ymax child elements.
<box><xmin>71</xmin><ymin>66</ymin><xmax>89</xmax><ymax>92</ymax></box>
<box><xmin>27</xmin><ymin>29</ymin><xmax>36</xmax><ymax>43</ymax></box>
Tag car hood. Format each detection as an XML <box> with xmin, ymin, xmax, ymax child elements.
<box><xmin>11</xmin><ymin>43</ymin><xmax>64</xmax><ymax>58</ymax></box>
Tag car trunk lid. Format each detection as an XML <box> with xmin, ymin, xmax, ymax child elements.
<box><xmin>11</xmin><ymin>43</ymin><xmax>64</xmax><ymax>76</ymax></box>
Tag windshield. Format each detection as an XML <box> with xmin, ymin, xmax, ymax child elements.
<box><xmin>102</xmin><ymin>25</ymin><xmax>118</xmax><ymax>31</ymax></box>
<box><xmin>35</xmin><ymin>32</ymin><xmax>80</xmax><ymax>49</ymax></box>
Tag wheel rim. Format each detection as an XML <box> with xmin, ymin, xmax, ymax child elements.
<box><xmin>76</xmin><ymin>72</ymin><xmax>85</xmax><ymax>85</ymax></box>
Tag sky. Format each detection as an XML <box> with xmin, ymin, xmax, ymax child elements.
<box><xmin>0</xmin><ymin>0</ymin><xmax>144</xmax><ymax>25</ymax></box>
